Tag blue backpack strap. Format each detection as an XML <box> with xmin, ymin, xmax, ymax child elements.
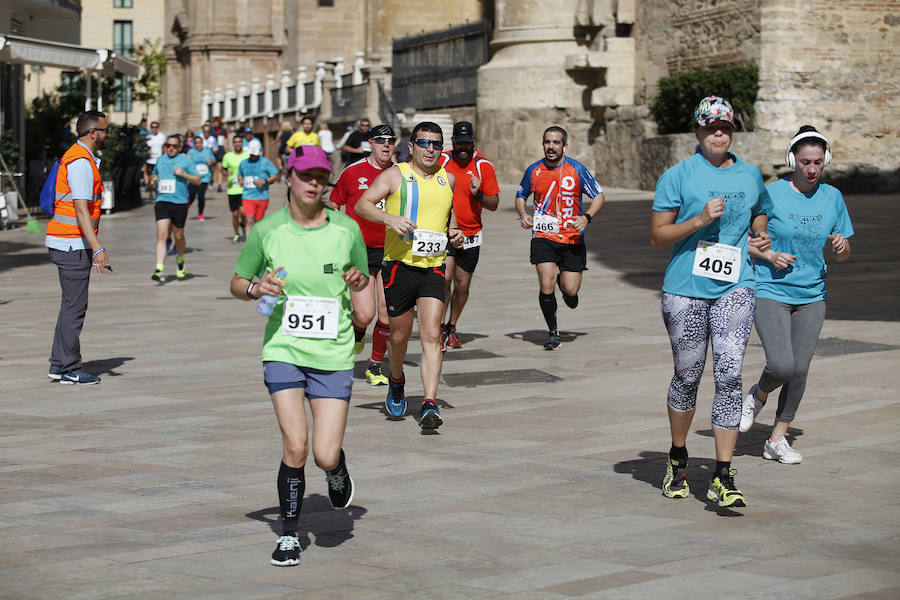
<box><xmin>39</xmin><ymin>160</ymin><xmax>62</xmax><ymax>217</ymax></box>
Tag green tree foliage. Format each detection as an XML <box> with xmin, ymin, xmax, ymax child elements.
<box><xmin>133</xmin><ymin>38</ymin><xmax>167</xmax><ymax>118</ymax></box>
<box><xmin>650</xmin><ymin>65</ymin><xmax>759</xmax><ymax>134</ymax></box>
<box><xmin>26</xmin><ymin>72</ymin><xmax>122</xmax><ymax>162</ymax></box>
<box><xmin>0</xmin><ymin>131</ymin><xmax>21</xmax><ymax>168</ymax></box>
<box><xmin>99</xmin><ymin>124</ymin><xmax>148</xmax><ymax>181</ymax></box>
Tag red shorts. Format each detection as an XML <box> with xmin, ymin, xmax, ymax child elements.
<box><xmin>242</xmin><ymin>199</ymin><xmax>269</xmax><ymax>221</ymax></box>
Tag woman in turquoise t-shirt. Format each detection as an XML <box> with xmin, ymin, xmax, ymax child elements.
<box><xmin>650</xmin><ymin>96</ymin><xmax>772</xmax><ymax>509</ymax></box>
<box><xmin>230</xmin><ymin>145</ymin><xmax>369</xmax><ymax>567</ymax></box>
<box><xmin>739</xmin><ymin>126</ymin><xmax>853</xmax><ymax>464</ymax></box>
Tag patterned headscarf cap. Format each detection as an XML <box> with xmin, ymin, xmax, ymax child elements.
<box><xmin>694</xmin><ymin>96</ymin><xmax>735</xmax><ymax>126</ymax></box>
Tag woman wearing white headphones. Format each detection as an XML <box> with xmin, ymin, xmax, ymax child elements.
<box><xmin>739</xmin><ymin>125</ymin><xmax>854</xmax><ymax>463</ymax></box>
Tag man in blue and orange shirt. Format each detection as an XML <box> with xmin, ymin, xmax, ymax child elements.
<box><xmin>45</xmin><ymin>111</ymin><xmax>111</xmax><ymax>384</ymax></box>
<box><xmin>515</xmin><ymin>125</ymin><xmax>606</xmax><ymax>350</ymax></box>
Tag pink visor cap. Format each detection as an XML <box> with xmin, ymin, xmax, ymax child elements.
<box><xmin>286</xmin><ymin>145</ymin><xmax>332</xmax><ymax>174</ymax></box>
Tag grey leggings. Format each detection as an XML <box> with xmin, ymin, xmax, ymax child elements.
<box><xmin>661</xmin><ymin>287</ymin><xmax>756</xmax><ymax>430</ymax></box>
<box><xmin>754</xmin><ymin>298</ymin><xmax>826</xmax><ymax>423</ymax></box>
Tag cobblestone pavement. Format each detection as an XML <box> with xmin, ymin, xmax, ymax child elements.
<box><xmin>1</xmin><ymin>183</ymin><xmax>898</xmax><ymax>599</ymax></box>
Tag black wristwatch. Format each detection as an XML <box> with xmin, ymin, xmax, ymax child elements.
<box><xmin>584</xmin><ymin>213</ymin><xmax>592</xmax><ymax>224</ymax></box>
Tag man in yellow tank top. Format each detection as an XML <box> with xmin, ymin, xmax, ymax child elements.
<box><xmin>356</xmin><ymin>122</ymin><xmax>464</xmax><ymax>429</ymax></box>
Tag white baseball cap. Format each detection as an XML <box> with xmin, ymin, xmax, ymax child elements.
<box><xmin>248</xmin><ymin>140</ymin><xmax>262</xmax><ymax>156</ymax></box>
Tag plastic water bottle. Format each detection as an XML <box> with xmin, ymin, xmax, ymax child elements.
<box><xmin>256</xmin><ymin>269</ymin><xmax>287</xmax><ymax>316</ymax></box>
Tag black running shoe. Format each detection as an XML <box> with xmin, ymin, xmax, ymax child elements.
<box><xmin>420</xmin><ymin>400</ymin><xmax>443</xmax><ymax>430</ymax></box>
<box><xmin>543</xmin><ymin>331</ymin><xmax>561</xmax><ymax>350</ymax></box>
<box><xmin>325</xmin><ymin>453</ymin><xmax>354</xmax><ymax>509</ymax></box>
<box><xmin>270</xmin><ymin>533</ymin><xmax>300</xmax><ymax>566</ymax></box>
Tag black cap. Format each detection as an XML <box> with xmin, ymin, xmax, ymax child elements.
<box><xmin>452</xmin><ymin>121</ymin><xmax>474</xmax><ymax>143</ymax></box>
<box><xmin>370</xmin><ymin>124</ymin><xmax>396</xmax><ymax>138</ymax></box>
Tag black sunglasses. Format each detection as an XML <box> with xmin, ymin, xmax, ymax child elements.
<box><xmin>412</xmin><ymin>139</ymin><xmax>443</xmax><ymax>150</ymax></box>
<box><xmin>371</xmin><ymin>137</ymin><xmax>397</xmax><ymax>145</ymax></box>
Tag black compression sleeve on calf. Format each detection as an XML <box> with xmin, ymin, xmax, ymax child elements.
<box><xmin>669</xmin><ymin>444</ymin><xmax>688</xmax><ymax>461</ymax></box>
<box><xmin>539</xmin><ymin>292</ymin><xmax>558</xmax><ymax>332</ymax></box>
<box><xmin>278</xmin><ymin>462</ymin><xmax>305</xmax><ymax>535</ymax></box>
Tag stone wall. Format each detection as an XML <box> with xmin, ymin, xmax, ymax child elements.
<box><xmin>160</xmin><ymin>0</ymin><xmax>486</xmax><ymax>133</ymax></box>
<box><xmin>755</xmin><ymin>0</ymin><xmax>900</xmax><ymax>192</ymax></box>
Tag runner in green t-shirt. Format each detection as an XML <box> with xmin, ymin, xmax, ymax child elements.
<box><xmin>222</xmin><ymin>135</ymin><xmax>250</xmax><ymax>243</ymax></box>
<box><xmin>230</xmin><ymin>144</ymin><xmax>368</xmax><ymax>568</ymax></box>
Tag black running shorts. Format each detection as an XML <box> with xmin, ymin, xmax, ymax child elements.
<box><xmin>530</xmin><ymin>237</ymin><xmax>587</xmax><ymax>272</ymax></box>
<box><xmin>155</xmin><ymin>201</ymin><xmax>189</xmax><ymax>228</ymax></box>
<box><xmin>446</xmin><ymin>243</ymin><xmax>480</xmax><ymax>274</ymax></box>
<box><xmin>366</xmin><ymin>246</ymin><xmax>384</xmax><ymax>277</ymax></box>
<box><xmin>381</xmin><ymin>260</ymin><xmax>446</xmax><ymax>317</ymax></box>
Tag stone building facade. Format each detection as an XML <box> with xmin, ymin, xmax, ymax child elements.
<box><xmin>22</xmin><ymin>0</ymin><xmax>165</xmax><ymax>125</ymax></box>
<box><xmin>478</xmin><ymin>0</ymin><xmax>899</xmax><ymax>190</ymax></box>
<box><xmin>160</xmin><ymin>0</ymin><xmax>485</xmax><ymax>134</ymax></box>
<box><xmin>158</xmin><ymin>0</ymin><xmax>898</xmax><ymax>190</ymax></box>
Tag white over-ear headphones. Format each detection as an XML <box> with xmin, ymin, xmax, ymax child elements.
<box><xmin>785</xmin><ymin>131</ymin><xmax>832</xmax><ymax>169</ymax></box>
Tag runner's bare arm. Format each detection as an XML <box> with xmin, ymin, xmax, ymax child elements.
<box><xmin>650</xmin><ymin>197</ymin><xmax>724</xmax><ymax>248</ymax></box>
<box><xmin>573</xmin><ymin>192</ymin><xmax>606</xmax><ymax>232</ymax></box>
<box><xmin>515</xmin><ymin>195</ymin><xmax>532</xmax><ymax>228</ymax></box>
<box><xmin>230</xmin><ymin>268</ymin><xmax>285</xmax><ymax>302</ymax></box>
<box><xmin>355</xmin><ymin>166</ymin><xmax>415</xmax><ymax>234</ymax></box>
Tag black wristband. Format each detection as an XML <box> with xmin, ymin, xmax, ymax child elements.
<box><xmin>584</xmin><ymin>213</ymin><xmax>592</xmax><ymax>223</ymax></box>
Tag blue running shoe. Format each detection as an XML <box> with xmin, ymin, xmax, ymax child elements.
<box><xmin>385</xmin><ymin>377</ymin><xmax>406</xmax><ymax>417</ymax></box>
<box><xmin>420</xmin><ymin>400</ymin><xmax>443</xmax><ymax>430</ymax></box>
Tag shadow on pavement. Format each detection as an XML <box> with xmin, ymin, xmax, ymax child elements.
<box><xmin>613</xmin><ymin>451</ymin><xmax>745</xmax><ymax>517</ymax></box>
<box><xmin>81</xmin><ymin>356</ymin><xmax>135</xmax><ymax>377</ymax></box>
<box><xmin>584</xmin><ymin>194</ymin><xmax>900</xmax><ymax>322</ymax></box>
<box><xmin>245</xmin><ymin>494</ymin><xmax>367</xmax><ymax>549</ymax></box>
<box><xmin>0</xmin><ymin>239</ymin><xmax>48</xmax><ymax>273</ymax></box>
<box><xmin>695</xmin><ymin>424</ymin><xmax>805</xmax><ymax>458</ymax></box>
<box><xmin>506</xmin><ymin>329</ymin><xmax>587</xmax><ymax>346</ymax></box>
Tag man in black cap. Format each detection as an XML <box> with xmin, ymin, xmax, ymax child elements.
<box><xmin>438</xmin><ymin>121</ymin><xmax>501</xmax><ymax>349</ymax></box>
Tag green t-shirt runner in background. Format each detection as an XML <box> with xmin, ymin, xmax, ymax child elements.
<box><xmin>234</xmin><ymin>206</ymin><xmax>369</xmax><ymax>371</ymax></box>
<box><xmin>222</xmin><ymin>150</ymin><xmax>250</xmax><ymax>195</ymax></box>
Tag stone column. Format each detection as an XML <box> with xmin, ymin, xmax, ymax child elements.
<box><xmin>365</xmin><ymin>55</ymin><xmax>388</xmax><ymax>125</ymax></box>
<box><xmin>476</xmin><ymin>0</ymin><xmax>594</xmax><ymax>182</ymax></box>
<box><xmin>319</xmin><ymin>63</ymin><xmax>335</xmax><ymax>121</ymax></box>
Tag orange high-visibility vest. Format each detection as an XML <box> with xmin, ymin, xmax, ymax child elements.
<box><xmin>46</xmin><ymin>143</ymin><xmax>103</xmax><ymax>242</ymax></box>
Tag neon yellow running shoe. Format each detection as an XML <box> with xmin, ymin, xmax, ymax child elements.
<box><xmin>707</xmin><ymin>468</ymin><xmax>746</xmax><ymax>508</ymax></box>
<box><xmin>662</xmin><ymin>458</ymin><xmax>689</xmax><ymax>498</ymax></box>
<box><xmin>364</xmin><ymin>362</ymin><xmax>388</xmax><ymax>386</ymax></box>
<box><xmin>353</xmin><ymin>339</ymin><xmax>365</xmax><ymax>355</ymax></box>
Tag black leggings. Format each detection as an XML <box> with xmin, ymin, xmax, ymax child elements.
<box><xmin>188</xmin><ymin>183</ymin><xmax>208</xmax><ymax>216</ymax></box>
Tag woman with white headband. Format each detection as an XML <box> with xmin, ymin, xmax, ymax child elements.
<box><xmin>739</xmin><ymin>125</ymin><xmax>854</xmax><ymax>463</ymax></box>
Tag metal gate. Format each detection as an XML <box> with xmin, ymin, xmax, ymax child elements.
<box><xmin>391</xmin><ymin>20</ymin><xmax>491</xmax><ymax>111</ymax></box>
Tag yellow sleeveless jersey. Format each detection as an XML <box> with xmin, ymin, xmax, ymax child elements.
<box><xmin>384</xmin><ymin>162</ymin><xmax>453</xmax><ymax>268</ymax></box>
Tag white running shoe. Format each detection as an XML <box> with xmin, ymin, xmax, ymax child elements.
<box><xmin>762</xmin><ymin>437</ymin><xmax>802</xmax><ymax>464</ymax></box>
<box><xmin>739</xmin><ymin>384</ymin><xmax>765</xmax><ymax>433</ymax></box>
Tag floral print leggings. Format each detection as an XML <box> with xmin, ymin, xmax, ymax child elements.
<box><xmin>661</xmin><ymin>287</ymin><xmax>756</xmax><ymax>430</ymax></box>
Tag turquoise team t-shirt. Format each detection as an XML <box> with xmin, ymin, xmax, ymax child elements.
<box><xmin>652</xmin><ymin>152</ymin><xmax>772</xmax><ymax>299</ymax></box>
<box><xmin>234</xmin><ymin>206</ymin><xmax>369</xmax><ymax>371</ymax></box>
<box><xmin>239</xmin><ymin>157</ymin><xmax>279</xmax><ymax>200</ymax></box>
<box><xmin>187</xmin><ymin>147</ymin><xmax>216</xmax><ymax>184</ymax></box>
<box><xmin>755</xmin><ymin>178</ymin><xmax>853</xmax><ymax>303</ymax></box>
<box><xmin>153</xmin><ymin>154</ymin><xmax>198</xmax><ymax>204</ymax></box>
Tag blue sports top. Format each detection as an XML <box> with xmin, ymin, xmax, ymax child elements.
<box><xmin>153</xmin><ymin>153</ymin><xmax>198</xmax><ymax>205</ymax></box>
<box><xmin>755</xmin><ymin>178</ymin><xmax>853</xmax><ymax>303</ymax></box>
<box><xmin>652</xmin><ymin>152</ymin><xmax>772</xmax><ymax>299</ymax></box>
